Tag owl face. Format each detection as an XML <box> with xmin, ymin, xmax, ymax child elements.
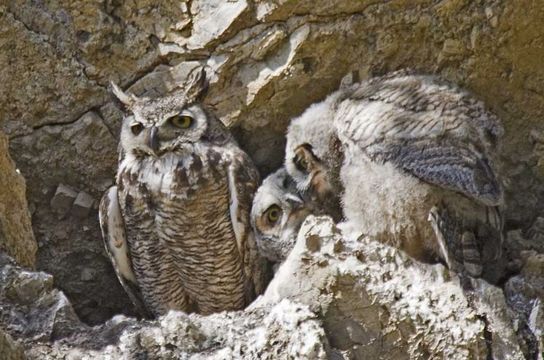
<box><xmin>285</xmin><ymin>98</ymin><xmax>338</xmax><ymax>204</ymax></box>
<box><xmin>119</xmin><ymin>102</ymin><xmax>208</xmax><ymax>157</ymax></box>
<box><xmin>251</xmin><ymin>168</ymin><xmax>312</xmax><ymax>262</ymax></box>
<box><xmin>113</xmin><ymin>67</ymin><xmax>210</xmax><ymax>157</ymax></box>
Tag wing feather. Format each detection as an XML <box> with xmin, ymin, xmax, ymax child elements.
<box><xmin>336</xmin><ymin>72</ymin><xmax>503</xmax><ymax>147</ymax></box>
<box><xmin>366</xmin><ymin>140</ymin><xmax>503</xmax><ymax>206</ymax></box>
<box><xmin>334</xmin><ymin>73</ymin><xmax>503</xmax><ymax>206</ymax></box>
<box><xmin>227</xmin><ymin>152</ymin><xmax>270</xmax><ymax>301</ymax></box>
<box><xmin>99</xmin><ymin>186</ymin><xmax>152</xmax><ymax>318</ymax></box>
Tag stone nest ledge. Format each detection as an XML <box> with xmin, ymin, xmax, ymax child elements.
<box><xmin>1</xmin><ymin>216</ymin><xmax>538</xmax><ymax>359</ymax></box>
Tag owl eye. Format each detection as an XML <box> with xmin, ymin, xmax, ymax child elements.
<box><xmin>294</xmin><ymin>154</ymin><xmax>309</xmax><ymax>173</ymax></box>
<box><xmin>131</xmin><ymin>123</ymin><xmax>144</xmax><ymax>135</ymax></box>
<box><xmin>264</xmin><ymin>205</ymin><xmax>282</xmax><ymax>225</ymax></box>
<box><xmin>169</xmin><ymin>115</ymin><xmax>193</xmax><ymax>129</ymax></box>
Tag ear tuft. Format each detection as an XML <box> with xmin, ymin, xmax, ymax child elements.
<box><xmin>110</xmin><ymin>81</ymin><xmax>137</xmax><ymax>109</ymax></box>
<box><xmin>184</xmin><ymin>66</ymin><xmax>209</xmax><ymax>100</ymax></box>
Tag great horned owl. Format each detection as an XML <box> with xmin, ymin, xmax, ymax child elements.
<box><xmin>285</xmin><ymin>70</ymin><xmax>504</xmax><ymax>280</ymax></box>
<box><xmin>250</xmin><ymin>167</ymin><xmax>312</xmax><ymax>263</ymax></box>
<box><xmin>99</xmin><ymin>67</ymin><xmax>266</xmax><ymax>317</ymax></box>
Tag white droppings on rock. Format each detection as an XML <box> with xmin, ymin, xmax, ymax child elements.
<box><xmin>256</xmin><ymin>216</ymin><xmax>526</xmax><ymax>359</ymax></box>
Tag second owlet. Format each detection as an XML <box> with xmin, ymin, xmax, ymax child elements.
<box><xmin>285</xmin><ymin>70</ymin><xmax>504</xmax><ymax>281</ymax></box>
<box><xmin>251</xmin><ymin>167</ymin><xmax>312</xmax><ymax>264</ymax></box>
<box><xmin>99</xmin><ymin>67</ymin><xmax>267</xmax><ymax>317</ymax></box>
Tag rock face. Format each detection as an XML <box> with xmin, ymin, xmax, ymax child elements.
<box><xmin>0</xmin><ymin>131</ymin><xmax>37</xmax><ymax>268</ymax></box>
<box><xmin>27</xmin><ymin>300</ymin><xmax>328</xmax><ymax>360</ymax></box>
<box><xmin>257</xmin><ymin>217</ymin><xmax>527</xmax><ymax>359</ymax></box>
<box><xmin>0</xmin><ymin>327</ymin><xmax>25</xmax><ymax>360</ymax></box>
<box><xmin>0</xmin><ymin>253</ymin><xmax>86</xmax><ymax>344</ymax></box>
<box><xmin>0</xmin><ymin>252</ymin><xmax>328</xmax><ymax>359</ymax></box>
<box><xmin>0</xmin><ymin>216</ymin><xmax>539</xmax><ymax>359</ymax></box>
<box><xmin>1</xmin><ymin>0</ymin><xmax>544</xmax><ymax>356</ymax></box>
<box><xmin>7</xmin><ymin>110</ymin><xmax>131</xmax><ymax>324</ymax></box>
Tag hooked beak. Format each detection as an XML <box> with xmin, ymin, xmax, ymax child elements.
<box><xmin>147</xmin><ymin>126</ymin><xmax>159</xmax><ymax>154</ymax></box>
<box><xmin>285</xmin><ymin>193</ymin><xmax>312</xmax><ymax>226</ymax></box>
<box><xmin>285</xmin><ymin>194</ymin><xmax>304</xmax><ymax>211</ymax></box>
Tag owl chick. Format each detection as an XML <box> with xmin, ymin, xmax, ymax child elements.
<box><xmin>99</xmin><ymin>67</ymin><xmax>266</xmax><ymax>317</ymax></box>
<box><xmin>285</xmin><ymin>70</ymin><xmax>504</xmax><ymax>279</ymax></box>
<box><xmin>285</xmin><ymin>94</ymin><xmax>345</xmax><ymax>223</ymax></box>
<box><xmin>251</xmin><ymin>167</ymin><xmax>312</xmax><ymax>263</ymax></box>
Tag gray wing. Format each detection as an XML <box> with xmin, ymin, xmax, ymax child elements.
<box><xmin>227</xmin><ymin>152</ymin><xmax>270</xmax><ymax>302</ymax></box>
<box><xmin>366</xmin><ymin>140</ymin><xmax>502</xmax><ymax>206</ymax></box>
<box><xmin>334</xmin><ymin>73</ymin><xmax>503</xmax><ymax>206</ymax></box>
<box><xmin>340</xmin><ymin>70</ymin><xmax>503</xmax><ymax>144</ymax></box>
<box><xmin>99</xmin><ymin>186</ymin><xmax>152</xmax><ymax>318</ymax></box>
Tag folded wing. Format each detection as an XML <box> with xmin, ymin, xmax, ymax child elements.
<box><xmin>334</xmin><ymin>73</ymin><xmax>503</xmax><ymax>206</ymax></box>
<box><xmin>99</xmin><ymin>186</ymin><xmax>152</xmax><ymax>318</ymax></box>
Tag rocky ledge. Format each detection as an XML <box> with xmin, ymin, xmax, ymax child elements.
<box><xmin>0</xmin><ymin>217</ymin><xmax>541</xmax><ymax>359</ymax></box>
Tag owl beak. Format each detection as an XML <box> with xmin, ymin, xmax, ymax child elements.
<box><xmin>285</xmin><ymin>194</ymin><xmax>304</xmax><ymax>210</ymax></box>
<box><xmin>148</xmin><ymin>126</ymin><xmax>159</xmax><ymax>154</ymax></box>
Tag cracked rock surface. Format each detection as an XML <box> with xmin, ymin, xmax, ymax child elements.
<box><xmin>257</xmin><ymin>217</ymin><xmax>528</xmax><ymax>359</ymax></box>
<box><xmin>2</xmin><ymin>0</ymin><xmax>544</xmax><ymax>324</ymax></box>
<box><xmin>0</xmin><ymin>251</ymin><xmax>328</xmax><ymax>359</ymax></box>
<box><xmin>0</xmin><ymin>131</ymin><xmax>36</xmax><ymax>268</ymax></box>
<box><xmin>0</xmin><ymin>217</ymin><xmax>540</xmax><ymax>359</ymax></box>
<box><xmin>1</xmin><ymin>0</ymin><xmax>544</xmax><ymax>358</ymax></box>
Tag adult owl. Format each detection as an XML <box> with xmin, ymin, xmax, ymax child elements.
<box><xmin>285</xmin><ymin>70</ymin><xmax>504</xmax><ymax>280</ymax></box>
<box><xmin>250</xmin><ymin>167</ymin><xmax>312</xmax><ymax>264</ymax></box>
<box><xmin>99</xmin><ymin>67</ymin><xmax>266</xmax><ymax>317</ymax></box>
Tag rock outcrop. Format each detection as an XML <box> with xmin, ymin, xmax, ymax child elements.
<box><xmin>27</xmin><ymin>300</ymin><xmax>328</xmax><ymax>360</ymax></box>
<box><xmin>0</xmin><ymin>131</ymin><xmax>36</xmax><ymax>268</ymax></box>
<box><xmin>0</xmin><ymin>251</ymin><xmax>328</xmax><ymax>359</ymax></box>
<box><xmin>0</xmin><ymin>216</ymin><xmax>540</xmax><ymax>359</ymax></box>
<box><xmin>2</xmin><ymin>0</ymin><xmax>544</xmax><ymax>324</ymax></box>
<box><xmin>1</xmin><ymin>0</ymin><xmax>544</xmax><ymax>358</ymax></box>
<box><xmin>0</xmin><ymin>328</ymin><xmax>25</xmax><ymax>360</ymax></box>
<box><xmin>257</xmin><ymin>217</ymin><xmax>527</xmax><ymax>359</ymax></box>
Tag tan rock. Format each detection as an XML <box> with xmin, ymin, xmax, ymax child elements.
<box><xmin>1</xmin><ymin>0</ymin><xmax>544</xmax><ymax>334</ymax></box>
<box><xmin>0</xmin><ymin>131</ymin><xmax>36</xmax><ymax>268</ymax></box>
<box><xmin>0</xmin><ymin>327</ymin><xmax>25</xmax><ymax>360</ymax></box>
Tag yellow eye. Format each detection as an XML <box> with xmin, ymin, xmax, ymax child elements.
<box><xmin>169</xmin><ymin>115</ymin><xmax>193</xmax><ymax>128</ymax></box>
<box><xmin>265</xmin><ymin>205</ymin><xmax>282</xmax><ymax>224</ymax></box>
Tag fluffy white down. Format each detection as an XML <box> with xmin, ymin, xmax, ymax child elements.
<box><xmin>285</xmin><ymin>92</ymin><xmax>340</xmax><ymax>190</ymax></box>
<box><xmin>340</xmin><ymin>146</ymin><xmax>441</xmax><ymax>257</ymax></box>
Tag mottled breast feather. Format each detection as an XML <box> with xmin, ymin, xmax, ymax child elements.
<box><xmin>114</xmin><ymin>143</ymin><xmax>260</xmax><ymax>316</ymax></box>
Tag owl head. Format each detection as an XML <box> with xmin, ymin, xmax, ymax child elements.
<box><xmin>250</xmin><ymin>168</ymin><xmax>312</xmax><ymax>263</ymax></box>
<box><xmin>112</xmin><ymin>67</ymin><xmax>229</xmax><ymax>157</ymax></box>
<box><xmin>284</xmin><ymin>94</ymin><xmax>344</xmax><ymax>220</ymax></box>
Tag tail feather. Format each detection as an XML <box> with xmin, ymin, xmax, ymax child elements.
<box><xmin>428</xmin><ymin>204</ymin><xmax>501</xmax><ymax>280</ymax></box>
